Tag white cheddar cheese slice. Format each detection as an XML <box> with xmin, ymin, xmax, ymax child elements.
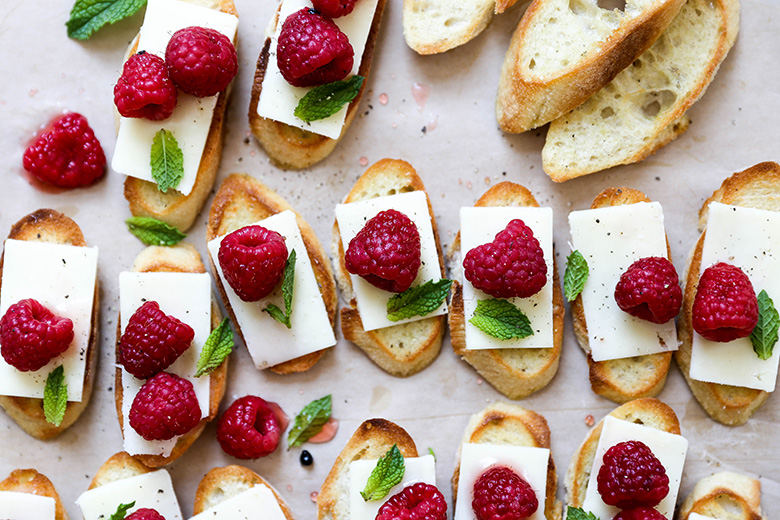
<box><xmin>568</xmin><ymin>202</ymin><xmax>678</xmax><ymax>361</ymax></box>
<box><xmin>688</xmin><ymin>514</ymin><xmax>716</xmax><ymax>520</ymax></box>
<box><xmin>0</xmin><ymin>491</ymin><xmax>56</xmax><ymax>520</ymax></box>
<box><xmin>349</xmin><ymin>455</ymin><xmax>436</xmax><ymax>519</ymax></box>
<box><xmin>0</xmin><ymin>239</ymin><xmax>98</xmax><ymax>402</ymax></box>
<box><xmin>188</xmin><ymin>484</ymin><xmax>286</xmax><ymax>520</ymax></box>
<box><xmin>207</xmin><ymin>210</ymin><xmax>336</xmax><ymax>369</ymax></box>
<box><xmin>76</xmin><ymin>470</ymin><xmax>182</xmax><ymax>520</ymax></box>
<box><xmin>461</xmin><ymin>207</ymin><xmax>554</xmax><ymax>350</ymax></box>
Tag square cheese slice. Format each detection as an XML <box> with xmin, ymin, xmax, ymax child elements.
<box><xmin>0</xmin><ymin>491</ymin><xmax>56</xmax><ymax>520</ymax></box>
<box><xmin>76</xmin><ymin>470</ymin><xmax>182</xmax><ymax>520</ymax></box>
<box><xmin>349</xmin><ymin>455</ymin><xmax>436</xmax><ymax>519</ymax></box>
<box><xmin>188</xmin><ymin>484</ymin><xmax>286</xmax><ymax>520</ymax></box>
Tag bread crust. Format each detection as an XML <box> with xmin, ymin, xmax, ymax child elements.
<box><xmin>206</xmin><ymin>173</ymin><xmax>337</xmax><ymax>374</ymax></box>
<box><xmin>678</xmin><ymin>471</ymin><xmax>766</xmax><ymax>520</ymax></box>
<box><xmin>402</xmin><ymin>0</ymin><xmax>494</xmax><ymax>55</ymax></box>
<box><xmin>193</xmin><ymin>465</ymin><xmax>296</xmax><ymax>519</ymax></box>
<box><xmin>87</xmin><ymin>452</ymin><xmax>155</xmax><ymax>490</ymax></box>
<box><xmin>0</xmin><ymin>469</ymin><xmax>69</xmax><ymax>520</ymax></box>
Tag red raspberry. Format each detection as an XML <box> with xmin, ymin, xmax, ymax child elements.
<box><xmin>216</xmin><ymin>395</ymin><xmax>281</xmax><ymax>459</ymax></box>
<box><xmin>165</xmin><ymin>26</ymin><xmax>238</xmax><ymax>98</ymax></box>
<box><xmin>345</xmin><ymin>209</ymin><xmax>421</xmax><ymax>293</ymax></box>
<box><xmin>614</xmin><ymin>257</ymin><xmax>682</xmax><ymax>324</ymax></box>
<box><xmin>126</xmin><ymin>509</ymin><xmax>166</xmax><ymax>520</ymax></box>
<box><xmin>218</xmin><ymin>225</ymin><xmax>289</xmax><ymax>302</ymax></box>
<box><xmin>311</xmin><ymin>0</ymin><xmax>358</xmax><ymax>18</ymax></box>
<box><xmin>613</xmin><ymin>508</ymin><xmax>667</xmax><ymax>520</ymax></box>
<box><xmin>277</xmin><ymin>8</ymin><xmax>354</xmax><ymax>87</ymax></box>
<box><xmin>597</xmin><ymin>440</ymin><xmax>669</xmax><ymax>509</ymax></box>
<box><xmin>118</xmin><ymin>301</ymin><xmax>195</xmax><ymax>379</ymax></box>
<box><xmin>0</xmin><ymin>299</ymin><xmax>74</xmax><ymax>372</ymax></box>
<box><xmin>692</xmin><ymin>262</ymin><xmax>758</xmax><ymax>342</ymax></box>
<box><xmin>472</xmin><ymin>466</ymin><xmax>538</xmax><ymax>520</ymax></box>
<box><xmin>22</xmin><ymin>112</ymin><xmax>106</xmax><ymax>189</ymax></box>
<box><xmin>464</xmin><ymin>219</ymin><xmax>547</xmax><ymax>299</ymax></box>
<box><xmin>114</xmin><ymin>52</ymin><xmax>178</xmax><ymax>121</ymax></box>
<box><xmin>129</xmin><ymin>372</ymin><xmax>201</xmax><ymax>441</ymax></box>
<box><xmin>376</xmin><ymin>483</ymin><xmax>447</xmax><ymax>520</ymax></box>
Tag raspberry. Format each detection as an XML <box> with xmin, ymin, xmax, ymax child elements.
<box><xmin>463</xmin><ymin>219</ymin><xmax>547</xmax><ymax>299</ymax></box>
<box><xmin>165</xmin><ymin>26</ymin><xmax>238</xmax><ymax>98</ymax></box>
<box><xmin>216</xmin><ymin>395</ymin><xmax>281</xmax><ymax>459</ymax></box>
<box><xmin>22</xmin><ymin>112</ymin><xmax>106</xmax><ymax>189</ymax></box>
<box><xmin>472</xmin><ymin>466</ymin><xmax>538</xmax><ymax>520</ymax></box>
<box><xmin>129</xmin><ymin>372</ymin><xmax>201</xmax><ymax>441</ymax></box>
<box><xmin>218</xmin><ymin>225</ymin><xmax>289</xmax><ymax>302</ymax></box>
<box><xmin>597</xmin><ymin>440</ymin><xmax>669</xmax><ymax>509</ymax></box>
<box><xmin>118</xmin><ymin>301</ymin><xmax>195</xmax><ymax>379</ymax></box>
<box><xmin>376</xmin><ymin>483</ymin><xmax>447</xmax><ymax>520</ymax></box>
<box><xmin>311</xmin><ymin>0</ymin><xmax>358</xmax><ymax>18</ymax></box>
<box><xmin>345</xmin><ymin>209</ymin><xmax>421</xmax><ymax>293</ymax></box>
<box><xmin>692</xmin><ymin>262</ymin><xmax>758</xmax><ymax>342</ymax></box>
<box><xmin>0</xmin><ymin>299</ymin><xmax>74</xmax><ymax>372</ymax></box>
<box><xmin>114</xmin><ymin>52</ymin><xmax>178</xmax><ymax>121</ymax></box>
<box><xmin>277</xmin><ymin>8</ymin><xmax>354</xmax><ymax>87</ymax></box>
<box><xmin>126</xmin><ymin>509</ymin><xmax>166</xmax><ymax>520</ymax></box>
<box><xmin>614</xmin><ymin>257</ymin><xmax>682</xmax><ymax>324</ymax></box>
<box><xmin>613</xmin><ymin>508</ymin><xmax>668</xmax><ymax>520</ymax></box>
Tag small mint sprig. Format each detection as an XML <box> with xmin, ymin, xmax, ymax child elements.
<box><xmin>194</xmin><ymin>318</ymin><xmax>234</xmax><ymax>377</ymax></box>
<box><xmin>750</xmin><ymin>289</ymin><xmax>779</xmax><ymax>360</ymax></box>
<box><xmin>44</xmin><ymin>365</ymin><xmax>68</xmax><ymax>427</ymax></box>
<box><xmin>125</xmin><ymin>216</ymin><xmax>187</xmax><ymax>246</ymax></box>
<box><xmin>294</xmin><ymin>76</ymin><xmax>365</xmax><ymax>122</ymax></box>
<box><xmin>150</xmin><ymin>129</ymin><xmax>184</xmax><ymax>193</ymax></box>
<box><xmin>564</xmin><ymin>250</ymin><xmax>589</xmax><ymax>302</ymax></box>
<box><xmin>469</xmin><ymin>298</ymin><xmax>533</xmax><ymax>340</ymax></box>
<box><xmin>287</xmin><ymin>394</ymin><xmax>331</xmax><ymax>449</ymax></box>
<box><xmin>387</xmin><ymin>279</ymin><xmax>452</xmax><ymax>322</ymax></box>
<box><xmin>361</xmin><ymin>444</ymin><xmax>405</xmax><ymax>502</ymax></box>
<box><xmin>566</xmin><ymin>507</ymin><xmax>600</xmax><ymax>520</ymax></box>
<box><xmin>110</xmin><ymin>502</ymin><xmax>136</xmax><ymax>520</ymax></box>
<box><xmin>66</xmin><ymin>0</ymin><xmax>147</xmax><ymax>40</ymax></box>
<box><xmin>264</xmin><ymin>249</ymin><xmax>296</xmax><ymax>329</ymax></box>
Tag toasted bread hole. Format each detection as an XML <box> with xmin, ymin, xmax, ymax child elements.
<box><xmin>568</xmin><ymin>0</ymin><xmax>587</xmax><ymax>15</ymax></box>
<box><xmin>529</xmin><ymin>58</ymin><xmax>536</xmax><ymax>70</ymax></box>
<box><xmin>614</xmin><ymin>94</ymin><xmax>621</xmax><ymax>99</ymax></box>
<box><xmin>597</xmin><ymin>0</ymin><xmax>626</xmax><ymax>11</ymax></box>
<box><xmin>633</xmin><ymin>59</ymin><xmax>643</xmax><ymax>68</ymax></box>
<box><xmin>695</xmin><ymin>7</ymin><xmax>703</xmax><ymax>15</ymax></box>
<box><xmin>643</xmin><ymin>100</ymin><xmax>661</xmax><ymax>116</ymax></box>
<box><xmin>444</xmin><ymin>17</ymin><xmax>457</xmax><ymax>27</ymax></box>
<box><xmin>399</xmin><ymin>186</ymin><xmax>414</xmax><ymax>193</ymax></box>
<box><xmin>714</xmin><ymin>494</ymin><xmax>744</xmax><ymax>515</ymax></box>
<box><xmin>601</xmin><ymin>106</ymin><xmax>615</xmax><ymax>119</ymax></box>
<box><xmin>386</xmin><ymin>188</ymin><xmax>397</xmax><ymax>195</ymax></box>
<box><xmin>642</xmin><ymin>89</ymin><xmax>677</xmax><ymax>117</ymax></box>
<box><xmin>633</xmin><ymin>418</ymin><xmax>645</xmax><ymax>425</ymax></box>
<box><xmin>549</xmin><ymin>17</ymin><xmax>557</xmax><ymax>23</ymax></box>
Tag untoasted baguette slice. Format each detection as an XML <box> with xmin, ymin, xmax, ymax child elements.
<box><xmin>0</xmin><ymin>209</ymin><xmax>99</xmax><ymax>439</ymax></box>
<box><xmin>675</xmin><ymin>162</ymin><xmax>780</xmax><ymax>426</ymax></box>
<box><xmin>332</xmin><ymin>159</ymin><xmax>446</xmax><ymax>377</ymax></box>
<box><xmin>452</xmin><ymin>403</ymin><xmax>562</xmax><ymax>520</ymax></box>
<box><xmin>448</xmin><ymin>182</ymin><xmax>563</xmax><ymax>399</ymax></box>
<box><xmin>542</xmin><ymin>0</ymin><xmax>740</xmax><ymax>181</ymax></box>
<box><xmin>122</xmin><ymin>0</ymin><xmax>238</xmax><ymax>232</ymax></box>
<box><xmin>678</xmin><ymin>471</ymin><xmax>767</xmax><ymax>520</ymax></box>
<box><xmin>115</xmin><ymin>243</ymin><xmax>227</xmax><ymax>467</ymax></box>
<box><xmin>496</xmin><ymin>0</ymin><xmax>685</xmax><ymax>133</ymax></box>
<box><xmin>206</xmin><ymin>173</ymin><xmax>337</xmax><ymax>374</ymax></box>
<box><xmin>193</xmin><ymin>465</ymin><xmax>295</xmax><ymax>518</ymax></box>
<box><xmin>248</xmin><ymin>0</ymin><xmax>386</xmax><ymax>169</ymax></box>
<box><xmin>0</xmin><ymin>469</ymin><xmax>69</xmax><ymax>520</ymax></box>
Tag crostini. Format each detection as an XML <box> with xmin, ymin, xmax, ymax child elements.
<box><xmin>678</xmin><ymin>471</ymin><xmax>767</xmax><ymax>520</ymax></box>
<box><xmin>0</xmin><ymin>469</ymin><xmax>69</xmax><ymax>520</ymax></box>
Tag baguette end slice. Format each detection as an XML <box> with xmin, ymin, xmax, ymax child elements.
<box><xmin>678</xmin><ymin>471</ymin><xmax>767</xmax><ymax>520</ymax></box>
<box><xmin>194</xmin><ymin>465</ymin><xmax>296</xmax><ymax>519</ymax></box>
<box><xmin>0</xmin><ymin>469</ymin><xmax>70</xmax><ymax>520</ymax></box>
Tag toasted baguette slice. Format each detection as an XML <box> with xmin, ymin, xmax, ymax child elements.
<box><xmin>452</xmin><ymin>403</ymin><xmax>562</xmax><ymax>520</ymax></box>
<box><xmin>565</xmin><ymin>398</ymin><xmax>681</xmax><ymax>508</ymax></box>
<box><xmin>448</xmin><ymin>182</ymin><xmax>563</xmax><ymax>399</ymax></box>
<box><xmin>193</xmin><ymin>465</ymin><xmax>295</xmax><ymax>518</ymax></box>
<box><xmin>115</xmin><ymin>243</ymin><xmax>227</xmax><ymax>467</ymax></box>
<box><xmin>542</xmin><ymin>0</ymin><xmax>739</xmax><ymax>181</ymax></box>
<box><xmin>496</xmin><ymin>0</ymin><xmax>685</xmax><ymax>133</ymax></box>
<box><xmin>122</xmin><ymin>0</ymin><xmax>237</xmax><ymax>232</ymax></box>
<box><xmin>317</xmin><ymin>418</ymin><xmax>419</xmax><ymax>520</ymax></box>
<box><xmin>87</xmin><ymin>451</ymin><xmax>155</xmax><ymax>490</ymax></box>
<box><xmin>206</xmin><ymin>173</ymin><xmax>337</xmax><ymax>374</ymax></box>
<box><xmin>332</xmin><ymin>159</ymin><xmax>446</xmax><ymax>377</ymax></box>
<box><xmin>248</xmin><ymin>0</ymin><xmax>386</xmax><ymax>170</ymax></box>
<box><xmin>0</xmin><ymin>209</ymin><xmax>99</xmax><ymax>439</ymax></box>
<box><xmin>679</xmin><ymin>471</ymin><xmax>767</xmax><ymax>520</ymax></box>
<box><xmin>0</xmin><ymin>469</ymin><xmax>69</xmax><ymax>520</ymax></box>
<box><xmin>675</xmin><ymin>162</ymin><xmax>780</xmax><ymax>426</ymax></box>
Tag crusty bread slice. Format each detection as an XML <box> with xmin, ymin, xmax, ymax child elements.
<box><xmin>87</xmin><ymin>451</ymin><xmax>155</xmax><ymax>490</ymax></box>
<box><xmin>565</xmin><ymin>398</ymin><xmax>681</xmax><ymax>508</ymax></box>
<box><xmin>248</xmin><ymin>0</ymin><xmax>386</xmax><ymax>170</ymax></box>
<box><xmin>570</xmin><ymin>188</ymin><xmax>673</xmax><ymax>403</ymax></box>
<box><xmin>452</xmin><ymin>402</ymin><xmax>562</xmax><ymax>520</ymax></box>
<box><xmin>0</xmin><ymin>469</ymin><xmax>69</xmax><ymax>520</ymax></box>
<box><xmin>317</xmin><ymin>418</ymin><xmax>419</xmax><ymax>520</ymax></box>
<box><xmin>542</xmin><ymin>0</ymin><xmax>739</xmax><ymax>181</ymax></box>
<box><xmin>675</xmin><ymin>162</ymin><xmax>780</xmax><ymax>426</ymax></box>
<box><xmin>0</xmin><ymin>209</ymin><xmax>99</xmax><ymax>439</ymax></box>
<box><xmin>122</xmin><ymin>0</ymin><xmax>237</xmax><ymax>232</ymax></box>
<box><xmin>448</xmin><ymin>182</ymin><xmax>563</xmax><ymax>399</ymax></box>
<box><xmin>115</xmin><ymin>243</ymin><xmax>227</xmax><ymax>467</ymax></box>
<box><xmin>678</xmin><ymin>471</ymin><xmax>767</xmax><ymax>520</ymax></box>
<box><xmin>193</xmin><ymin>465</ymin><xmax>295</xmax><ymax>518</ymax></box>
<box><xmin>206</xmin><ymin>173</ymin><xmax>337</xmax><ymax>374</ymax></box>
<box><xmin>496</xmin><ymin>0</ymin><xmax>685</xmax><ymax>133</ymax></box>
<box><xmin>332</xmin><ymin>159</ymin><xmax>446</xmax><ymax>377</ymax></box>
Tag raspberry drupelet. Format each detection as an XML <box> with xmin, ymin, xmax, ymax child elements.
<box><xmin>216</xmin><ymin>395</ymin><xmax>281</xmax><ymax>459</ymax></box>
<box><xmin>0</xmin><ymin>299</ymin><xmax>74</xmax><ymax>372</ymax></box>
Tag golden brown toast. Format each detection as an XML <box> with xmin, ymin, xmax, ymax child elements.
<box><xmin>678</xmin><ymin>471</ymin><xmax>767</xmax><ymax>520</ymax></box>
<box><xmin>193</xmin><ymin>465</ymin><xmax>296</xmax><ymax>519</ymax></box>
<box><xmin>0</xmin><ymin>469</ymin><xmax>69</xmax><ymax>520</ymax></box>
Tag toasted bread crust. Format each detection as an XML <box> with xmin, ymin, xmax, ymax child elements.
<box><xmin>194</xmin><ymin>465</ymin><xmax>295</xmax><ymax>519</ymax></box>
<box><xmin>0</xmin><ymin>469</ymin><xmax>69</xmax><ymax>520</ymax></box>
<box><xmin>402</xmin><ymin>0</ymin><xmax>494</xmax><ymax>55</ymax></box>
<box><xmin>206</xmin><ymin>173</ymin><xmax>337</xmax><ymax>374</ymax></box>
<box><xmin>88</xmin><ymin>452</ymin><xmax>154</xmax><ymax>490</ymax></box>
<box><xmin>679</xmin><ymin>472</ymin><xmax>766</xmax><ymax>520</ymax></box>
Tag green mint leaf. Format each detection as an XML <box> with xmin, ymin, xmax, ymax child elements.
<box><xmin>263</xmin><ymin>303</ymin><xmax>289</xmax><ymax>328</ymax></box>
<box><xmin>751</xmin><ymin>289</ymin><xmax>779</xmax><ymax>360</ymax></box>
<box><xmin>428</xmin><ymin>447</ymin><xmax>436</xmax><ymax>460</ymax></box>
<box><xmin>469</xmin><ymin>298</ymin><xmax>534</xmax><ymax>340</ymax></box>
<box><xmin>294</xmin><ymin>76</ymin><xmax>365</xmax><ymax>122</ymax></box>
<box><xmin>125</xmin><ymin>216</ymin><xmax>186</xmax><ymax>246</ymax></box>
<box><xmin>564</xmin><ymin>250</ymin><xmax>589</xmax><ymax>302</ymax></box>
<box><xmin>360</xmin><ymin>445</ymin><xmax>405</xmax><ymax>502</ymax></box>
<box><xmin>150</xmin><ymin>129</ymin><xmax>184</xmax><ymax>193</ymax></box>
<box><xmin>287</xmin><ymin>394</ymin><xmax>332</xmax><ymax>449</ymax></box>
<box><xmin>387</xmin><ymin>279</ymin><xmax>452</xmax><ymax>322</ymax></box>
<box><xmin>263</xmin><ymin>249</ymin><xmax>296</xmax><ymax>329</ymax></box>
<box><xmin>566</xmin><ymin>507</ymin><xmax>600</xmax><ymax>520</ymax></box>
<box><xmin>194</xmin><ymin>319</ymin><xmax>234</xmax><ymax>377</ymax></box>
<box><xmin>66</xmin><ymin>0</ymin><xmax>147</xmax><ymax>40</ymax></box>
<box><xmin>109</xmin><ymin>502</ymin><xmax>136</xmax><ymax>520</ymax></box>
<box><xmin>43</xmin><ymin>365</ymin><xmax>68</xmax><ymax>427</ymax></box>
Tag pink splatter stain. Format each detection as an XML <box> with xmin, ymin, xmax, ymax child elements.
<box><xmin>359</xmin><ymin>156</ymin><xmax>369</xmax><ymax>166</ymax></box>
<box><xmin>310</xmin><ymin>491</ymin><xmax>319</xmax><ymax>503</ymax></box>
<box><xmin>379</xmin><ymin>93</ymin><xmax>389</xmax><ymax>105</ymax></box>
<box><xmin>309</xmin><ymin>418</ymin><xmax>339</xmax><ymax>443</ymax></box>
<box><xmin>412</xmin><ymin>82</ymin><xmax>430</xmax><ymax>110</ymax></box>
<box><xmin>268</xmin><ymin>401</ymin><xmax>290</xmax><ymax>431</ymax></box>
<box><xmin>426</xmin><ymin>116</ymin><xmax>438</xmax><ymax>132</ymax></box>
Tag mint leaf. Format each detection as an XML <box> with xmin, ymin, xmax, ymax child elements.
<box><xmin>287</xmin><ymin>394</ymin><xmax>331</xmax><ymax>449</ymax></box>
<box><xmin>294</xmin><ymin>76</ymin><xmax>365</xmax><ymax>122</ymax></box>
<box><xmin>110</xmin><ymin>502</ymin><xmax>136</xmax><ymax>520</ymax></box>
<box><xmin>566</xmin><ymin>507</ymin><xmax>600</xmax><ymax>520</ymax></box>
<box><xmin>263</xmin><ymin>249</ymin><xmax>296</xmax><ymax>329</ymax></box>
<box><xmin>428</xmin><ymin>447</ymin><xmax>436</xmax><ymax>460</ymax></box>
<box><xmin>564</xmin><ymin>250</ymin><xmax>589</xmax><ymax>302</ymax></box>
<box><xmin>361</xmin><ymin>445</ymin><xmax>405</xmax><ymax>501</ymax></box>
<box><xmin>387</xmin><ymin>279</ymin><xmax>452</xmax><ymax>322</ymax></box>
<box><xmin>751</xmin><ymin>289</ymin><xmax>779</xmax><ymax>360</ymax></box>
<box><xmin>66</xmin><ymin>0</ymin><xmax>147</xmax><ymax>40</ymax></box>
<box><xmin>194</xmin><ymin>318</ymin><xmax>234</xmax><ymax>377</ymax></box>
<box><xmin>125</xmin><ymin>216</ymin><xmax>186</xmax><ymax>246</ymax></box>
<box><xmin>150</xmin><ymin>129</ymin><xmax>184</xmax><ymax>193</ymax></box>
<box><xmin>469</xmin><ymin>298</ymin><xmax>533</xmax><ymax>340</ymax></box>
<box><xmin>43</xmin><ymin>365</ymin><xmax>68</xmax><ymax>427</ymax></box>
